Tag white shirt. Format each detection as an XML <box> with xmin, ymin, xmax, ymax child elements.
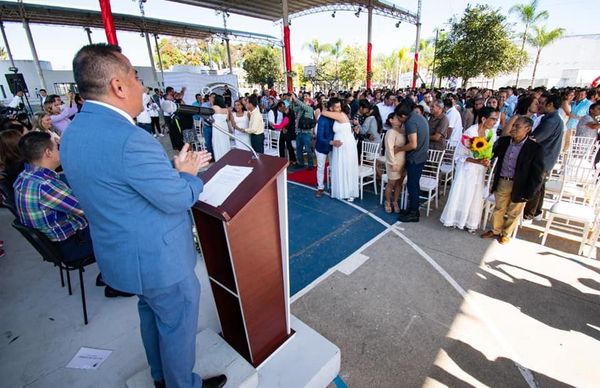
<box><xmin>161</xmin><ymin>98</ymin><xmax>177</xmax><ymax>115</ymax></box>
<box><xmin>8</xmin><ymin>95</ymin><xmax>22</xmax><ymax>108</ymax></box>
<box><xmin>418</xmin><ymin>100</ymin><xmax>431</xmax><ymax>115</ymax></box>
<box><xmin>86</xmin><ymin>100</ymin><xmax>135</xmax><ymax>126</ymax></box>
<box><xmin>532</xmin><ymin>113</ymin><xmax>544</xmax><ymax>130</ymax></box>
<box><xmin>446</xmin><ymin>106</ymin><xmax>463</xmax><ymax>146</ymax></box>
<box><xmin>136</xmin><ymin>93</ymin><xmax>152</xmax><ymax>124</ymax></box>
<box><xmin>267</xmin><ymin>109</ymin><xmax>283</xmax><ymax>126</ymax></box>
<box><xmin>376</xmin><ymin>102</ymin><xmax>395</xmax><ymax>124</ymax></box>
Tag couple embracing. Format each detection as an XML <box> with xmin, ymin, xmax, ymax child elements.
<box><xmin>314</xmin><ymin>97</ymin><xmax>359</xmax><ymax>202</ymax></box>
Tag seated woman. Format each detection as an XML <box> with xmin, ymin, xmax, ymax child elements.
<box><xmin>0</xmin><ymin>129</ymin><xmax>24</xmax><ymax>187</ymax></box>
<box><xmin>383</xmin><ymin>113</ymin><xmax>406</xmax><ymax>213</ymax></box>
<box><xmin>32</xmin><ymin>111</ymin><xmax>61</xmax><ymax>143</ymax></box>
<box><xmin>440</xmin><ymin>107</ymin><xmax>498</xmax><ymax>232</ymax></box>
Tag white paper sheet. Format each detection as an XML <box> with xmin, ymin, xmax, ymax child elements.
<box><xmin>66</xmin><ymin>347</ymin><xmax>112</xmax><ymax>370</ymax></box>
<box><xmin>198</xmin><ymin>165</ymin><xmax>253</xmax><ymax>207</ymax></box>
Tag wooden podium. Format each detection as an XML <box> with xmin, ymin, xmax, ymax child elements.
<box><xmin>192</xmin><ymin>149</ymin><xmax>293</xmax><ymax>367</ymax></box>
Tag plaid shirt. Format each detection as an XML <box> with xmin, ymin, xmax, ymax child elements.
<box><xmin>13</xmin><ymin>163</ymin><xmax>87</xmax><ymax>242</ymax></box>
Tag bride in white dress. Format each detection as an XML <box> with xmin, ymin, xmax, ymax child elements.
<box><xmin>320</xmin><ymin>99</ymin><xmax>359</xmax><ymax>201</ymax></box>
<box><xmin>440</xmin><ymin>108</ymin><xmax>498</xmax><ymax>231</ymax></box>
<box><xmin>211</xmin><ymin>95</ymin><xmax>232</xmax><ymax>161</ymax></box>
<box><xmin>229</xmin><ymin>99</ymin><xmax>250</xmax><ymax>150</ymax></box>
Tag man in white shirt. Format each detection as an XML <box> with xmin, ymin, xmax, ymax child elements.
<box><xmin>39</xmin><ymin>88</ymin><xmax>47</xmax><ymax>108</ymax></box>
<box><xmin>376</xmin><ymin>92</ymin><xmax>396</xmax><ymax>125</ymax></box>
<box><xmin>8</xmin><ymin>90</ymin><xmax>24</xmax><ymax>109</ymax></box>
<box><xmin>136</xmin><ymin>90</ymin><xmax>153</xmax><ymax>135</ymax></box>
<box><xmin>418</xmin><ymin>92</ymin><xmax>432</xmax><ymax>116</ymax></box>
<box><xmin>267</xmin><ymin>104</ymin><xmax>283</xmax><ymax>129</ymax></box>
<box><xmin>444</xmin><ymin>97</ymin><xmax>463</xmax><ymax>146</ymax></box>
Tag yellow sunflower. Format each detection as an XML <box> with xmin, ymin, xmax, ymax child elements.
<box><xmin>471</xmin><ymin>136</ymin><xmax>488</xmax><ymax>152</ymax></box>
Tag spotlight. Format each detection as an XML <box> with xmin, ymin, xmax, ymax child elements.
<box><xmin>395</xmin><ymin>21</ymin><xmax>401</xmax><ymax>28</ymax></box>
<box><xmin>140</xmin><ymin>30</ymin><xmax>145</xmax><ymax>37</ymax></box>
<box><xmin>331</xmin><ymin>11</ymin><xmax>336</xmax><ymax>18</ymax></box>
<box><xmin>288</xmin><ymin>19</ymin><xmax>292</xmax><ymax>26</ymax></box>
<box><xmin>355</xmin><ymin>7</ymin><xmax>361</xmax><ymax>17</ymax></box>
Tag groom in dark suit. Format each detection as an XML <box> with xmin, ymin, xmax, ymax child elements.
<box><xmin>481</xmin><ymin>116</ymin><xmax>545</xmax><ymax>244</ymax></box>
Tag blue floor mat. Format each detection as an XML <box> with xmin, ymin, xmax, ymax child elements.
<box><xmin>288</xmin><ymin>183</ymin><xmax>387</xmax><ymax>295</ymax></box>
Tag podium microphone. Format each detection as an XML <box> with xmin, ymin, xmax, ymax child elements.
<box><xmin>175</xmin><ymin>104</ymin><xmax>259</xmax><ymax>160</ymax></box>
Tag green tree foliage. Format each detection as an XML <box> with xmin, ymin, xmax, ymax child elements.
<box><xmin>436</xmin><ymin>4</ymin><xmax>524</xmax><ymax>87</ymax></box>
<box><xmin>154</xmin><ymin>37</ymin><xmax>245</xmax><ymax>71</ymax></box>
<box><xmin>242</xmin><ymin>46</ymin><xmax>282</xmax><ymax>87</ymax></box>
<box><xmin>527</xmin><ymin>26</ymin><xmax>564</xmax><ymax>86</ymax></box>
<box><xmin>510</xmin><ymin>0</ymin><xmax>549</xmax><ymax>84</ymax></box>
<box><xmin>338</xmin><ymin>45</ymin><xmax>366</xmax><ymax>90</ymax></box>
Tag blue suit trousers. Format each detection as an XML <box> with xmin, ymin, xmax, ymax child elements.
<box><xmin>138</xmin><ymin>273</ymin><xmax>202</xmax><ymax>388</ymax></box>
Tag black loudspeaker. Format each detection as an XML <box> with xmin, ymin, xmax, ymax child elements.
<box><xmin>5</xmin><ymin>73</ymin><xmax>29</xmax><ymax>95</ymax></box>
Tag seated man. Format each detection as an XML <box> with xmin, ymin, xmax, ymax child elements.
<box><xmin>13</xmin><ymin>132</ymin><xmax>131</xmax><ymax>297</ymax></box>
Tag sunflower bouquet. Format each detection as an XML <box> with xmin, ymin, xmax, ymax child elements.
<box><xmin>460</xmin><ymin>130</ymin><xmax>494</xmax><ymax>160</ymax></box>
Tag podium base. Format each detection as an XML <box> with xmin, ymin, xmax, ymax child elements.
<box><xmin>125</xmin><ymin>315</ymin><xmax>340</xmax><ymax>388</ymax></box>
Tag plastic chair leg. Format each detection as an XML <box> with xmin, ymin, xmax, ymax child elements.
<box><xmin>379</xmin><ymin>180</ymin><xmax>384</xmax><ymax>205</ymax></box>
<box><xmin>79</xmin><ymin>267</ymin><xmax>88</xmax><ymax>325</ymax></box>
<box><xmin>541</xmin><ymin>215</ymin><xmax>553</xmax><ymax>245</ymax></box>
<box><xmin>59</xmin><ymin>266</ymin><xmax>65</xmax><ymax>288</ymax></box>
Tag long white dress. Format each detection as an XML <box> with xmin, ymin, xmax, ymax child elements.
<box><xmin>330</xmin><ymin>121</ymin><xmax>359</xmax><ymax>200</ymax></box>
<box><xmin>233</xmin><ymin>113</ymin><xmax>250</xmax><ymax>150</ymax></box>
<box><xmin>440</xmin><ymin>124</ymin><xmax>496</xmax><ymax>230</ymax></box>
<box><xmin>212</xmin><ymin>113</ymin><xmax>231</xmax><ymax>161</ymax></box>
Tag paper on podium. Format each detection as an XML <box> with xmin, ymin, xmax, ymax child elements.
<box><xmin>198</xmin><ymin>165</ymin><xmax>253</xmax><ymax>207</ymax></box>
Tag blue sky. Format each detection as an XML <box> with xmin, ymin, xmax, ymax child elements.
<box><xmin>1</xmin><ymin>0</ymin><xmax>597</xmax><ymax>70</ymax></box>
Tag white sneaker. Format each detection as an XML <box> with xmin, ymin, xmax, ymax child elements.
<box><xmin>153</xmin><ymin>134</ymin><xmax>158</xmax><ymax>138</ymax></box>
<box><xmin>533</xmin><ymin>214</ymin><xmax>543</xmax><ymax>221</ymax></box>
<box><xmin>159</xmin><ymin>133</ymin><xmax>165</xmax><ymax>137</ymax></box>
<box><xmin>522</xmin><ymin>218</ymin><xmax>533</xmax><ymax>226</ymax></box>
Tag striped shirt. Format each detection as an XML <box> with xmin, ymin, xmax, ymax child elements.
<box><xmin>13</xmin><ymin>163</ymin><xmax>87</xmax><ymax>241</ymax></box>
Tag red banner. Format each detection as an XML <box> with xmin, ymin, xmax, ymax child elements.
<box><xmin>99</xmin><ymin>0</ymin><xmax>118</xmax><ymax>45</ymax></box>
<box><xmin>366</xmin><ymin>43</ymin><xmax>372</xmax><ymax>90</ymax></box>
<box><xmin>283</xmin><ymin>25</ymin><xmax>293</xmax><ymax>92</ymax></box>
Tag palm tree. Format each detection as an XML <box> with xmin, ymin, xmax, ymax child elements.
<box><xmin>396</xmin><ymin>47</ymin><xmax>410</xmax><ymax>87</ymax></box>
<box><xmin>329</xmin><ymin>39</ymin><xmax>343</xmax><ymax>79</ymax></box>
<box><xmin>509</xmin><ymin>0</ymin><xmax>549</xmax><ymax>86</ymax></box>
<box><xmin>527</xmin><ymin>26</ymin><xmax>564</xmax><ymax>87</ymax></box>
<box><xmin>303</xmin><ymin>39</ymin><xmax>331</xmax><ymax>68</ymax></box>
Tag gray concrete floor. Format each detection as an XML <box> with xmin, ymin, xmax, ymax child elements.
<box><xmin>2</xmin><ymin>134</ymin><xmax>599</xmax><ymax>387</ymax></box>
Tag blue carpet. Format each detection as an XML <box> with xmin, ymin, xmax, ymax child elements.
<box><xmin>288</xmin><ymin>183</ymin><xmax>387</xmax><ymax>295</ymax></box>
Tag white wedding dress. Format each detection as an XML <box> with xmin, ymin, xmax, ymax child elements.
<box><xmin>232</xmin><ymin>113</ymin><xmax>250</xmax><ymax>150</ymax></box>
<box><xmin>440</xmin><ymin>124</ymin><xmax>496</xmax><ymax>230</ymax></box>
<box><xmin>212</xmin><ymin>113</ymin><xmax>231</xmax><ymax>161</ymax></box>
<box><xmin>330</xmin><ymin>121</ymin><xmax>359</xmax><ymax>200</ymax></box>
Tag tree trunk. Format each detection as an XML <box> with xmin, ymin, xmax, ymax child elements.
<box><xmin>531</xmin><ymin>48</ymin><xmax>541</xmax><ymax>87</ymax></box>
<box><xmin>515</xmin><ymin>22</ymin><xmax>529</xmax><ymax>87</ymax></box>
<box><xmin>462</xmin><ymin>77</ymin><xmax>469</xmax><ymax>89</ymax></box>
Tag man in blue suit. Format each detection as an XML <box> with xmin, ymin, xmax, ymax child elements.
<box><xmin>60</xmin><ymin>44</ymin><xmax>226</xmax><ymax>388</ymax></box>
<box><xmin>314</xmin><ymin>98</ymin><xmax>343</xmax><ymax>198</ymax></box>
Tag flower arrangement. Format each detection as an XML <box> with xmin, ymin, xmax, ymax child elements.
<box><xmin>461</xmin><ymin>130</ymin><xmax>494</xmax><ymax>160</ymax></box>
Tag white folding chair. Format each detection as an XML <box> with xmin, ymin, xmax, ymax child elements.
<box><xmin>439</xmin><ymin>143</ymin><xmax>456</xmax><ymax>196</ymax></box>
<box><xmin>480</xmin><ymin>158</ymin><xmax>499</xmax><ymax>230</ymax></box>
<box><xmin>359</xmin><ymin>141</ymin><xmax>381</xmax><ymax>200</ymax></box>
<box><xmin>541</xmin><ymin>164</ymin><xmax>600</xmax><ymax>256</ymax></box>
<box><xmin>264</xmin><ymin>129</ymin><xmax>280</xmax><ymax>156</ymax></box>
<box><xmin>401</xmin><ymin>149</ymin><xmax>445</xmax><ymax>216</ymax></box>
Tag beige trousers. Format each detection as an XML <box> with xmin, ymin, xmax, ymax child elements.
<box><xmin>491</xmin><ymin>179</ymin><xmax>526</xmax><ymax>236</ymax></box>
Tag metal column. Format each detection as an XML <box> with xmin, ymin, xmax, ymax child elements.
<box><xmin>221</xmin><ymin>12</ymin><xmax>233</xmax><ymax>74</ymax></box>
<box><xmin>0</xmin><ymin>21</ymin><xmax>16</xmax><ymax>68</ymax></box>
<box><xmin>99</xmin><ymin>0</ymin><xmax>118</xmax><ymax>45</ymax></box>
<box><xmin>145</xmin><ymin>32</ymin><xmax>159</xmax><ymax>86</ymax></box>
<box><xmin>411</xmin><ymin>0</ymin><xmax>422</xmax><ymax>89</ymax></box>
<box><xmin>366</xmin><ymin>0</ymin><xmax>373</xmax><ymax>90</ymax></box>
<box><xmin>282</xmin><ymin>0</ymin><xmax>293</xmax><ymax>92</ymax></box>
<box><xmin>23</xmin><ymin>19</ymin><xmax>47</xmax><ymax>90</ymax></box>
<box><xmin>153</xmin><ymin>33</ymin><xmax>165</xmax><ymax>87</ymax></box>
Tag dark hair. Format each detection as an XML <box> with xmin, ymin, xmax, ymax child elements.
<box><xmin>443</xmin><ymin>98</ymin><xmax>453</xmax><ymax>109</ymax></box>
<box><xmin>247</xmin><ymin>95</ymin><xmax>259</xmax><ymax>108</ymax></box>
<box><xmin>233</xmin><ymin>99</ymin><xmax>246</xmax><ymax>112</ymax></box>
<box><xmin>1</xmin><ymin>119</ymin><xmax>27</xmax><ymax>134</ymax></box>
<box><xmin>48</xmin><ymin>94</ymin><xmax>60</xmax><ymax>103</ymax></box>
<box><xmin>414</xmin><ymin>105</ymin><xmax>424</xmax><ymax>114</ymax></box>
<box><xmin>395</xmin><ymin>100</ymin><xmax>415</xmax><ymax>117</ymax></box>
<box><xmin>39</xmin><ymin>88</ymin><xmax>46</xmax><ymax>93</ymax></box>
<box><xmin>327</xmin><ymin>97</ymin><xmax>341</xmax><ymax>109</ymax></box>
<box><xmin>0</xmin><ymin>129</ymin><xmax>23</xmax><ymax>167</ymax></box>
<box><xmin>478</xmin><ymin>107</ymin><xmax>498</xmax><ymax>122</ymax></box>
<box><xmin>358</xmin><ymin>99</ymin><xmax>372</xmax><ymax>110</ymax></box>
<box><xmin>545</xmin><ymin>94</ymin><xmax>561</xmax><ymax>110</ymax></box>
<box><xmin>514</xmin><ymin>95</ymin><xmax>536</xmax><ymax>115</ymax></box>
<box><xmin>587</xmin><ymin>89</ymin><xmax>597</xmax><ymax>100</ymax></box>
<box><xmin>165</xmin><ymin>86</ymin><xmax>174</xmax><ymax>94</ymax></box>
<box><xmin>385</xmin><ymin>112</ymin><xmax>395</xmax><ymax>127</ymax></box>
<box><xmin>72</xmin><ymin>44</ymin><xmax>130</xmax><ymax>99</ymax></box>
<box><xmin>369</xmin><ymin>105</ymin><xmax>383</xmax><ymax>132</ymax></box>
<box><xmin>589</xmin><ymin>102</ymin><xmax>600</xmax><ymax>113</ymax></box>
<box><xmin>213</xmin><ymin>95</ymin><xmax>226</xmax><ymax>109</ymax></box>
<box><xmin>195</xmin><ymin>93</ymin><xmax>202</xmax><ymax>99</ymax></box>
<box><xmin>18</xmin><ymin>131</ymin><xmax>53</xmax><ymax>163</ymax></box>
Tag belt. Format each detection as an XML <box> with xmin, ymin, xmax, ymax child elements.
<box><xmin>500</xmin><ymin>176</ymin><xmax>513</xmax><ymax>181</ymax></box>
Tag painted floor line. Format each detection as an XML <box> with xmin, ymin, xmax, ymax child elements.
<box><xmin>287</xmin><ymin>180</ymin><xmax>537</xmax><ymax>387</ymax></box>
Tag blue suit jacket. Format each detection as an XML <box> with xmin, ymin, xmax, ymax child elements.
<box><xmin>315</xmin><ymin>116</ymin><xmax>335</xmax><ymax>154</ymax></box>
<box><xmin>60</xmin><ymin>102</ymin><xmax>203</xmax><ymax>294</ymax></box>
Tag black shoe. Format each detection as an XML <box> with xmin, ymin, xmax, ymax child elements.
<box><xmin>202</xmin><ymin>374</ymin><xmax>227</xmax><ymax>388</ymax></box>
<box><xmin>104</xmin><ymin>286</ymin><xmax>135</xmax><ymax>298</ymax></box>
<box><xmin>95</xmin><ymin>273</ymin><xmax>106</xmax><ymax>287</ymax></box>
<box><xmin>398</xmin><ymin>211</ymin><xmax>420</xmax><ymax>223</ymax></box>
<box><xmin>154</xmin><ymin>380</ymin><xmax>166</xmax><ymax>388</ymax></box>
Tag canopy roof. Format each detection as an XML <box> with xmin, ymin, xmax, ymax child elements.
<box><xmin>169</xmin><ymin>0</ymin><xmax>418</xmax><ymax>24</ymax></box>
<box><xmin>0</xmin><ymin>1</ymin><xmax>280</xmax><ymax>44</ymax></box>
